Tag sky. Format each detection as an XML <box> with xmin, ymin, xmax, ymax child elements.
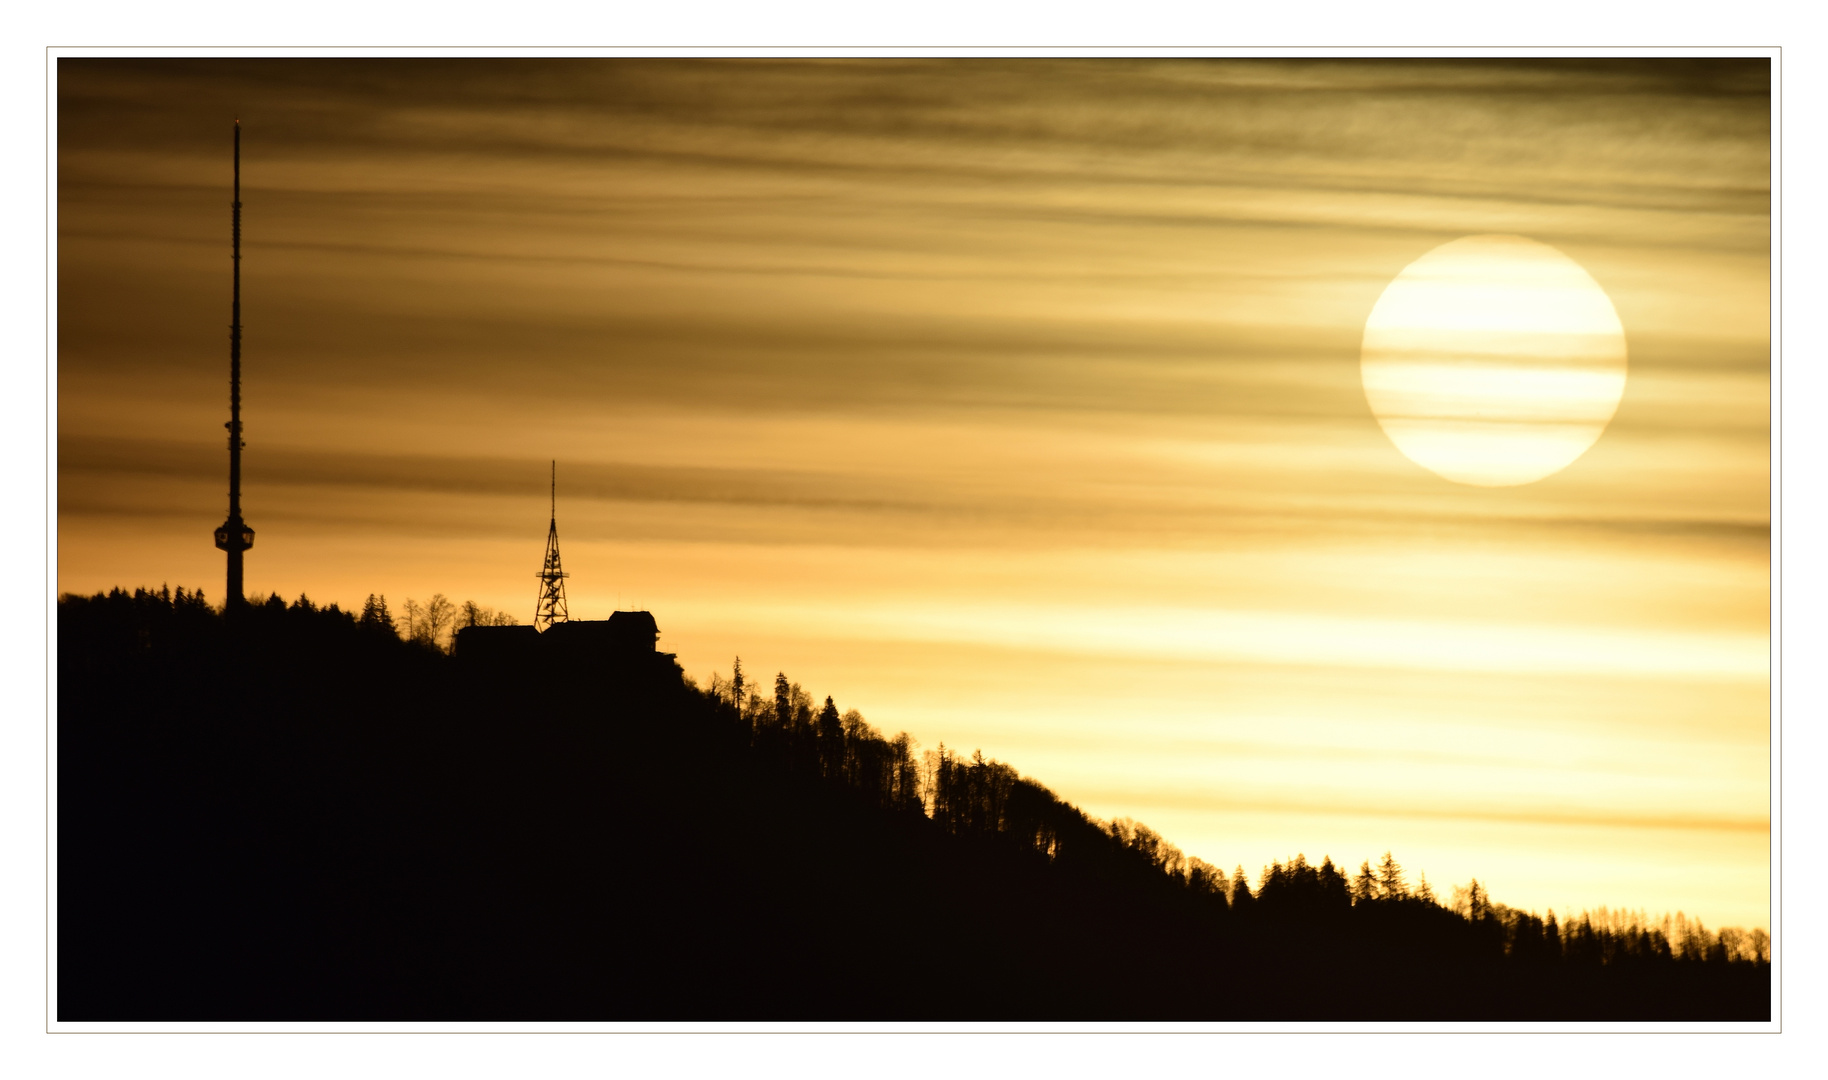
<box><xmin>55</xmin><ymin>58</ymin><xmax>1771</xmax><ymax>931</ymax></box>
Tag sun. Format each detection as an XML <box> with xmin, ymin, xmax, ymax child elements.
<box><xmin>1360</xmin><ymin>234</ymin><xmax>1628</xmax><ymax>487</ymax></box>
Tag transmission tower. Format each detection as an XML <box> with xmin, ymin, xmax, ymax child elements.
<box><xmin>213</xmin><ymin>119</ymin><xmax>255</xmax><ymax>608</ymax></box>
<box><xmin>533</xmin><ymin>460</ymin><xmax>569</xmax><ymax>631</ymax></box>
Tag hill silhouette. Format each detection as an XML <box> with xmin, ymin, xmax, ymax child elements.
<box><xmin>57</xmin><ymin>587</ymin><xmax>1770</xmax><ymax>1021</ymax></box>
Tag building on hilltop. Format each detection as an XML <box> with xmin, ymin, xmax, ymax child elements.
<box><xmin>453</xmin><ymin>622</ymin><xmax>539</xmax><ymax>662</ymax></box>
<box><xmin>456</xmin><ymin>466</ymin><xmax>674</xmax><ymax>674</ymax></box>
<box><xmin>455</xmin><ymin>611</ymin><xmax>675</xmax><ymax>674</ymax></box>
<box><xmin>543</xmin><ymin>610</ymin><xmax>661</xmax><ymax>653</ymax></box>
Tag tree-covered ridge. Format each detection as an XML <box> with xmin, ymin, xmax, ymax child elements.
<box><xmin>57</xmin><ymin>586</ymin><xmax>1770</xmax><ymax>1020</ymax></box>
<box><xmin>59</xmin><ymin>585</ymin><xmax>517</xmax><ymax>660</ymax></box>
<box><xmin>702</xmin><ymin>652</ymin><xmax>1769</xmax><ymax>971</ymax></box>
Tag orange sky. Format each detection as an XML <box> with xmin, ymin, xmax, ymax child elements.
<box><xmin>56</xmin><ymin>58</ymin><xmax>1771</xmax><ymax>930</ymax></box>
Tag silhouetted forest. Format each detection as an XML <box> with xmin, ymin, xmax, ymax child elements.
<box><xmin>58</xmin><ymin>587</ymin><xmax>1769</xmax><ymax>1021</ymax></box>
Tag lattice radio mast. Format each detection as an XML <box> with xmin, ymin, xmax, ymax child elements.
<box><xmin>533</xmin><ymin>460</ymin><xmax>569</xmax><ymax>631</ymax></box>
<box><xmin>213</xmin><ymin>119</ymin><xmax>255</xmax><ymax>607</ymax></box>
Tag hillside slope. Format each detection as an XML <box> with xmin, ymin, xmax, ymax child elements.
<box><xmin>56</xmin><ymin>589</ymin><xmax>1769</xmax><ymax>1021</ymax></box>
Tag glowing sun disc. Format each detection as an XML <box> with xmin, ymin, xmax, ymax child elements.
<box><xmin>1360</xmin><ymin>234</ymin><xmax>1628</xmax><ymax>487</ymax></box>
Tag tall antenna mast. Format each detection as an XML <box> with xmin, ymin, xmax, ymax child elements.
<box><xmin>214</xmin><ymin>119</ymin><xmax>255</xmax><ymax>607</ymax></box>
<box><xmin>533</xmin><ymin>460</ymin><xmax>569</xmax><ymax>630</ymax></box>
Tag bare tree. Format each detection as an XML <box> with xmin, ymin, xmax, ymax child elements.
<box><xmin>459</xmin><ymin>599</ymin><xmax>518</xmax><ymax>629</ymax></box>
<box><xmin>424</xmin><ymin>593</ymin><xmax>456</xmax><ymax>649</ymax></box>
<box><xmin>403</xmin><ymin>593</ymin><xmax>458</xmax><ymax>651</ymax></box>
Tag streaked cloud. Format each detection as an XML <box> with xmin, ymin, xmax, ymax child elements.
<box><xmin>56</xmin><ymin>58</ymin><xmax>1770</xmax><ymax>930</ymax></box>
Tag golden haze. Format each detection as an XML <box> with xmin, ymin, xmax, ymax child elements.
<box><xmin>56</xmin><ymin>59</ymin><xmax>1771</xmax><ymax>930</ymax></box>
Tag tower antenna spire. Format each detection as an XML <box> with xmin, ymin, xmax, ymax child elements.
<box><xmin>214</xmin><ymin>119</ymin><xmax>255</xmax><ymax>607</ymax></box>
<box><xmin>533</xmin><ymin>459</ymin><xmax>569</xmax><ymax>631</ymax></box>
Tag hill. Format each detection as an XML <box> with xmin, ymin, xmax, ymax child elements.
<box><xmin>56</xmin><ymin>587</ymin><xmax>1770</xmax><ymax>1021</ymax></box>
